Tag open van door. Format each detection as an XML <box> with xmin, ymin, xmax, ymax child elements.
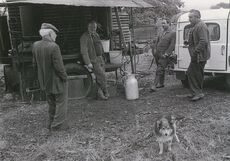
<box><xmin>176</xmin><ymin>21</ymin><xmax>227</xmax><ymax>71</ymax></box>
<box><xmin>176</xmin><ymin>22</ymin><xmax>191</xmax><ymax>70</ymax></box>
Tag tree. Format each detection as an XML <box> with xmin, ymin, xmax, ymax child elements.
<box><xmin>130</xmin><ymin>0</ymin><xmax>184</xmax><ymax>25</ymax></box>
<box><xmin>210</xmin><ymin>2</ymin><xmax>230</xmax><ymax>9</ymax></box>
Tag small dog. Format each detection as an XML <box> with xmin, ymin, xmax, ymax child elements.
<box><xmin>155</xmin><ymin>115</ymin><xmax>180</xmax><ymax>154</ymax></box>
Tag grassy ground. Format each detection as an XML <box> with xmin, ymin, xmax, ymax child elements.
<box><xmin>0</xmin><ymin>51</ymin><xmax>230</xmax><ymax>161</ymax></box>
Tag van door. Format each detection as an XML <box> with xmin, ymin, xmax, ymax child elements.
<box><xmin>176</xmin><ymin>21</ymin><xmax>227</xmax><ymax>71</ymax></box>
<box><xmin>228</xmin><ymin>14</ymin><xmax>230</xmax><ymax>69</ymax></box>
<box><xmin>176</xmin><ymin>22</ymin><xmax>192</xmax><ymax>69</ymax></box>
<box><xmin>205</xmin><ymin>21</ymin><xmax>226</xmax><ymax>70</ymax></box>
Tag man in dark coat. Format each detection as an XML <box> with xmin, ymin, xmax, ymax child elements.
<box><xmin>32</xmin><ymin>23</ymin><xmax>68</xmax><ymax>130</ymax></box>
<box><xmin>80</xmin><ymin>20</ymin><xmax>109</xmax><ymax>100</ymax></box>
<box><xmin>150</xmin><ymin>19</ymin><xmax>176</xmax><ymax>92</ymax></box>
<box><xmin>187</xmin><ymin>9</ymin><xmax>210</xmax><ymax>101</ymax></box>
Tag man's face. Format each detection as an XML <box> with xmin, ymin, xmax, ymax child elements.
<box><xmin>50</xmin><ymin>30</ymin><xmax>57</xmax><ymax>42</ymax></box>
<box><xmin>88</xmin><ymin>22</ymin><xmax>97</xmax><ymax>33</ymax></box>
<box><xmin>162</xmin><ymin>20</ymin><xmax>170</xmax><ymax>31</ymax></box>
<box><xmin>188</xmin><ymin>13</ymin><xmax>197</xmax><ymax>25</ymax></box>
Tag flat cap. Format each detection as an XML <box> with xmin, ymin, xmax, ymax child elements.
<box><xmin>41</xmin><ymin>23</ymin><xmax>59</xmax><ymax>33</ymax></box>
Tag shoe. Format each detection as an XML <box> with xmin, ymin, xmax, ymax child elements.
<box><xmin>156</xmin><ymin>84</ymin><xmax>165</xmax><ymax>88</ymax></box>
<box><xmin>51</xmin><ymin>124</ymin><xmax>70</xmax><ymax>131</ymax></box>
<box><xmin>97</xmin><ymin>95</ymin><xmax>108</xmax><ymax>100</ymax></box>
<box><xmin>150</xmin><ymin>86</ymin><xmax>157</xmax><ymax>92</ymax></box>
<box><xmin>104</xmin><ymin>90</ymin><xmax>110</xmax><ymax>98</ymax></box>
<box><xmin>97</xmin><ymin>89</ymin><xmax>108</xmax><ymax>100</ymax></box>
<box><xmin>191</xmin><ymin>93</ymin><xmax>204</xmax><ymax>101</ymax></box>
<box><xmin>186</xmin><ymin>94</ymin><xmax>194</xmax><ymax>98</ymax></box>
<box><xmin>47</xmin><ymin>123</ymin><xmax>51</xmax><ymax>130</ymax></box>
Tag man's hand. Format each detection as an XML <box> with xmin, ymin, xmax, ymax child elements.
<box><xmin>84</xmin><ymin>63</ymin><xmax>93</xmax><ymax>72</ymax></box>
<box><xmin>162</xmin><ymin>53</ymin><xmax>169</xmax><ymax>58</ymax></box>
<box><xmin>87</xmin><ymin>63</ymin><xmax>93</xmax><ymax>69</ymax></box>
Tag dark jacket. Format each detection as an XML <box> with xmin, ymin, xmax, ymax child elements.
<box><xmin>32</xmin><ymin>38</ymin><xmax>67</xmax><ymax>94</ymax></box>
<box><xmin>156</xmin><ymin>30</ymin><xmax>176</xmax><ymax>54</ymax></box>
<box><xmin>188</xmin><ymin>20</ymin><xmax>211</xmax><ymax>62</ymax></box>
<box><xmin>80</xmin><ymin>32</ymin><xmax>104</xmax><ymax>65</ymax></box>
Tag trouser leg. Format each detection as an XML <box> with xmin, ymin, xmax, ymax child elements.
<box><xmin>93</xmin><ymin>57</ymin><xmax>108</xmax><ymax>97</ymax></box>
<box><xmin>51</xmin><ymin>83</ymin><xmax>68</xmax><ymax>128</ymax></box>
<box><xmin>187</xmin><ymin>61</ymin><xmax>206</xmax><ymax>95</ymax></box>
<box><xmin>155</xmin><ymin>57</ymin><xmax>168</xmax><ymax>86</ymax></box>
<box><xmin>46</xmin><ymin>93</ymin><xmax>56</xmax><ymax>129</ymax></box>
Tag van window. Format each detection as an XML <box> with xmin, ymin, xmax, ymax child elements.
<box><xmin>206</xmin><ymin>23</ymin><xmax>220</xmax><ymax>41</ymax></box>
<box><xmin>183</xmin><ymin>23</ymin><xmax>220</xmax><ymax>41</ymax></box>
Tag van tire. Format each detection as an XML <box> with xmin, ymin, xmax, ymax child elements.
<box><xmin>175</xmin><ymin>71</ymin><xmax>189</xmax><ymax>88</ymax></box>
<box><xmin>181</xmin><ymin>78</ymin><xmax>189</xmax><ymax>88</ymax></box>
<box><xmin>225</xmin><ymin>74</ymin><xmax>230</xmax><ymax>89</ymax></box>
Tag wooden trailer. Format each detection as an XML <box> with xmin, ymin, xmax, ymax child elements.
<box><xmin>0</xmin><ymin>0</ymin><xmax>152</xmax><ymax>100</ymax></box>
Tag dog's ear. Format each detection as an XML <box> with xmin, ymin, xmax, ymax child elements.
<box><xmin>156</xmin><ymin>120</ymin><xmax>161</xmax><ymax>129</ymax></box>
<box><xmin>170</xmin><ymin>115</ymin><xmax>176</xmax><ymax>124</ymax></box>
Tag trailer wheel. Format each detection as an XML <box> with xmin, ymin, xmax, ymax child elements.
<box><xmin>65</xmin><ymin>63</ymin><xmax>93</xmax><ymax>99</ymax></box>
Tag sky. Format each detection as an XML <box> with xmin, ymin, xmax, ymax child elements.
<box><xmin>181</xmin><ymin>0</ymin><xmax>230</xmax><ymax>10</ymax></box>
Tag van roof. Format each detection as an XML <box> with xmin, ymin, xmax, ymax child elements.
<box><xmin>178</xmin><ymin>9</ymin><xmax>230</xmax><ymax>22</ymax></box>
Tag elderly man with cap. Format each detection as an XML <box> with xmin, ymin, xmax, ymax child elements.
<box><xmin>80</xmin><ymin>20</ymin><xmax>109</xmax><ymax>100</ymax></box>
<box><xmin>32</xmin><ymin>23</ymin><xmax>69</xmax><ymax>130</ymax></box>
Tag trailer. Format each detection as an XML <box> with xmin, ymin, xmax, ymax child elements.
<box><xmin>0</xmin><ymin>0</ymin><xmax>152</xmax><ymax>100</ymax></box>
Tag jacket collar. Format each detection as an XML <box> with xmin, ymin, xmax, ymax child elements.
<box><xmin>42</xmin><ymin>36</ymin><xmax>54</xmax><ymax>42</ymax></box>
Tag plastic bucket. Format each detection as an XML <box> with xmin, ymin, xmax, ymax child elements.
<box><xmin>100</xmin><ymin>40</ymin><xmax>110</xmax><ymax>53</ymax></box>
<box><xmin>109</xmin><ymin>50</ymin><xmax>122</xmax><ymax>64</ymax></box>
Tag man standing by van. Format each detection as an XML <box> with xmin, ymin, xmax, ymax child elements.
<box><xmin>187</xmin><ymin>9</ymin><xmax>210</xmax><ymax>101</ymax></box>
<box><xmin>150</xmin><ymin>19</ymin><xmax>176</xmax><ymax>92</ymax></box>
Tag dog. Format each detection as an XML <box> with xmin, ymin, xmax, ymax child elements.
<box><xmin>155</xmin><ymin>115</ymin><xmax>180</xmax><ymax>154</ymax></box>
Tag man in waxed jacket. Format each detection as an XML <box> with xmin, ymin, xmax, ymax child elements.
<box><xmin>186</xmin><ymin>9</ymin><xmax>210</xmax><ymax>101</ymax></box>
<box><xmin>32</xmin><ymin>23</ymin><xmax>68</xmax><ymax>130</ymax></box>
<box><xmin>150</xmin><ymin>19</ymin><xmax>176</xmax><ymax>92</ymax></box>
<box><xmin>80</xmin><ymin>20</ymin><xmax>109</xmax><ymax>100</ymax></box>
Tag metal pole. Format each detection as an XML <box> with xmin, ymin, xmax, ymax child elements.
<box><xmin>130</xmin><ymin>8</ymin><xmax>136</xmax><ymax>73</ymax></box>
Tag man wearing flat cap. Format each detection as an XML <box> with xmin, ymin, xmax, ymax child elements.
<box><xmin>80</xmin><ymin>20</ymin><xmax>109</xmax><ymax>100</ymax></box>
<box><xmin>32</xmin><ymin>23</ymin><xmax>69</xmax><ymax>130</ymax></box>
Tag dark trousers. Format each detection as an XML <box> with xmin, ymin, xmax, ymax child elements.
<box><xmin>92</xmin><ymin>56</ymin><xmax>108</xmax><ymax>93</ymax></box>
<box><xmin>187</xmin><ymin>61</ymin><xmax>206</xmax><ymax>95</ymax></box>
<box><xmin>153</xmin><ymin>55</ymin><xmax>169</xmax><ymax>86</ymax></box>
<box><xmin>46</xmin><ymin>83</ymin><xmax>68</xmax><ymax>128</ymax></box>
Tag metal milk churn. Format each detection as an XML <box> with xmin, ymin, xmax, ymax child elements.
<box><xmin>125</xmin><ymin>73</ymin><xmax>139</xmax><ymax>100</ymax></box>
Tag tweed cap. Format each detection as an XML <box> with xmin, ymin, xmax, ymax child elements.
<box><xmin>41</xmin><ymin>23</ymin><xmax>59</xmax><ymax>33</ymax></box>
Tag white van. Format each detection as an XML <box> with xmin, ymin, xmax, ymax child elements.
<box><xmin>174</xmin><ymin>9</ymin><xmax>230</xmax><ymax>87</ymax></box>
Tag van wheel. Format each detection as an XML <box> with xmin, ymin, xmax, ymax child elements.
<box><xmin>181</xmin><ymin>78</ymin><xmax>189</xmax><ymax>88</ymax></box>
<box><xmin>225</xmin><ymin>74</ymin><xmax>230</xmax><ymax>89</ymax></box>
<box><xmin>175</xmin><ymin>71</ymin><xmax>189</xmax><ymax>88</ymax></box>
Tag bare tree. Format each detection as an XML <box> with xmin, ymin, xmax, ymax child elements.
<box><xmin>130</xmin><ymin>0</ymin><xmax>184</xmax><ymax>25</ymax></box>
<box><xmin>211</xmin><ymin>2</ymin><xmax>230</xmax><ymax>9</ymax></box>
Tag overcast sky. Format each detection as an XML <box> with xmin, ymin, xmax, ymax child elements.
<box><xmin>181</xmin><ymin>0</ymin><xmax>230</xmax><ymax>10</ymax></box>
